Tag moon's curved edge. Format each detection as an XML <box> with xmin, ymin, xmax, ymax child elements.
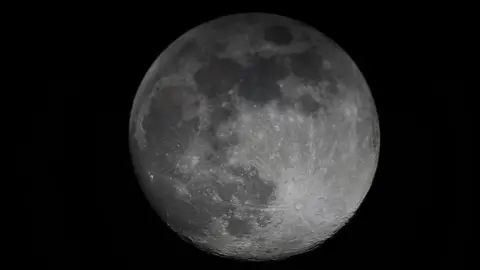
<box><xmin>128</xmin><ymin>12</ymin><xmax>381</xmax><ymax>259</ymax></box>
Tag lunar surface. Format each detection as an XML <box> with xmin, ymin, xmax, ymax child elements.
<box><xmin>129</xmin><ymin>13</ymin><xmax>380</xmax><ymax>261</ymax></box>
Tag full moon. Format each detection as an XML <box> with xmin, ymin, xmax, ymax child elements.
<box><xmin>129</xmin><ymin>13</ymin><xmax>380</xmax><ymax>261</ymax></box>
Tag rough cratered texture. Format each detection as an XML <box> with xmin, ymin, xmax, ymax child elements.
<box><xmin>130</xmin><ymin>13</ymin><xmax>379</xmax><ymax>262</ymax></box>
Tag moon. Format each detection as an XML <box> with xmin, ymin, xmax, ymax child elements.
<box><xmin>129</xmin><ymin>13</ymin><xmax>380</xmax><ymax>261</ymax></box>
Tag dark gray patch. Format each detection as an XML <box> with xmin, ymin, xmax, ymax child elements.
<box><xmin>297</xmin><ymin>94</ymin><xmax>321</xmax><ymax>115</ymax></box>
<box><xmin>237</xmin><ymin>55</ymin><xmax>287</xmax><ymax>106</ymax></box>
<box><xmin>275</xmin><ymin>96</ymin><xmax>296</xmax><ymax>112</ymax></box>
<box><xmin>141</xmin><ymin>86</ymin><xmax>197</xmax><ymax>156</ymax></box>
<box><xmin>213</xmin><ymin>39</ymin><xmax>230</xmax><ymax>55</ymax></box>
<box><xmin>226</xmin><ymin>217</ymin><xmax>252</xmax><ymax>236</ymax></box>
<box><xmin>323</xmin><ymin>73</ymin><xmax>340</xmax><ymax>96</ymax></box>
<box><xmin>177</xmin><ymin>39</ymin><xmax>201</xmax><ymax>59</ymax></box>
<box><xmin>290</xmin><ymin>50</ymin><xmax>325</xmax><ymax>81</ymax></box>
<box><xmin>177</xmin><ymin>37</ymin><xmax>221</xmax><ymax>64</ymax></box>
<box><xmin>186</xmin><ymin>112</ymin><xmax>202</xmax><ymax>135</ymax></box>
<box><xmin>214</xmin><ymin>181</ymin><xmax>239</xmax><ymax>202</ymax></box>
<box><xmin>200</xmin><ymin>130</ymin><xmax>238</xmax><ymax>166</ymax></box>
<box><xmin>264</xmin><ymin>25</ymin><xmax>293</xmax><ymax>45</ymax></box>
<box><xmin>194</xmin><ymin>57</ymin><xmax>242</xmax><ymax>98</ymax></box>
<box><xmin>142</xmin><ymin>86</ymin><xmax>184</xmax><ymax>127</ymax></box>
<box><xmin>133</xmin><ymin>40</ymin><xmax>202</xmax><ymax>126</ymax></box>
<box><xmin>212</xmin><ymin>107</ymin><xmax>234</xmax><ymax>129</ymax></box>
<box><xmin>212</xmin><ymin>131</ymin><xmax>240</xmax><ymax>153</ymax></box>
<box><xmin>209</xmin><ymin>98</ymin><xmax>238</xmax><ymax>130</ymax></box>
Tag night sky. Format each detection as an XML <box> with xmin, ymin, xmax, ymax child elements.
<box><xmin>29</xmin><ymin>8</ymin><xmax>472</xmax><ymax>269</ymax></box>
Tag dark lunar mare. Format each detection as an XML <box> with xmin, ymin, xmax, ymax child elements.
<box><xmin>297</xmin><ymin>94</ymin><xmax>322</xmax><ymax>115</ymax></box>
<box><xmin>208</xmin><ymin>96</ymin><xmax>239</xmax><ymax>131</ymax></box>
<box><xmin>194</xmin><ymin>40</ymin><xmax>291</xmax><ymax>106</ymax></box>
<box><xmin>132</xmin><ymin>38</ymin><xmax>210</xmax><ymax>122</ymax></box>
<box><xmin>237</xmin><ymin>55</ymin><xmax>287</xmax><ymax>105</ymax></box>
<box><xmin>263</xmin><ymin>25</ymin><xmax>293</xmax><ymax>45</ymax></box>
<box><xmin>289</xmin><ymin>49</ymin><xmax>340</xmax><ymax>96</ymax></box>
<box><xmin>290</xmin><ymin>50</ymin><xmax>325</xmax><ymax>81</ymax></box>
<box><xmin>141</xmin><ymin>86</ymin><xmax>199</xmax><ymax>162</ymax></box>
<box><xmin>138</xmin><ymin>84</ymin><xmax>219</xmax><ymax>238</ymax></box>
<box><xmin>194</xmin><ymin>56</ymin><xmax>242</xmax><ymax>99</ymax></box>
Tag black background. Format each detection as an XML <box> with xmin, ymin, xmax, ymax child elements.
<box><xmin>30</xmin><ymin>7</ymin><xmax>472</xmax><ymax>269</ymax></box>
